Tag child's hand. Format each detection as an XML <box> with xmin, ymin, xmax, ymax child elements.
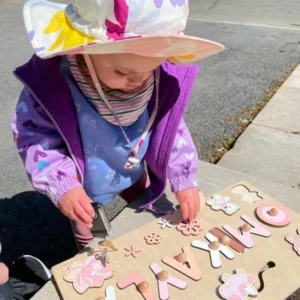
<box><xmin>175</xmin><ymin>188</ymin><xmax>204</xmax><ymax>221</ymax></box>
<box><xmin>58</xmin><ymin>187</ymin><xmax>94</xmax><ymax>228</ymax></box>
<box><xmin>0</xmin><ymin>262</ymin><xmax>9</xmax><ymax>285</ymax></box>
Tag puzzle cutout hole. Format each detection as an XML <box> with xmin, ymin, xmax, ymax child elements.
<box><xmin>231</xmin><ymin>185</ymin><xmax>263</xmax><ymax>204</ymax></box>
<box><xmin>257</xmin><ymin>261</ymin><xmax>276</xmax><ymax>293</ymax></box>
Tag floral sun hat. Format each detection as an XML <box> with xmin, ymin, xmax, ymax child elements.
<box><xmin>24</xmin><ymin>0</ymin><xmax>225</xmax><ymax>63</ymax></box>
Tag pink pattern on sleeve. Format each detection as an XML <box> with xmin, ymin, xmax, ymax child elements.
<box><xmin>167</xmin><ymin>119</ymin><xmax>199</xmax><ymax>192</ymax></box>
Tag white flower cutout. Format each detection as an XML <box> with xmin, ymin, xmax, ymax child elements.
<box><xmin>206</xmin><ymin>194</ymin><xmax>240</xmax><ymax>215</ymax></box>
<box><xmin>158</xmin><ymin>218</ymin><xmax>173</xmax><ymax>229</ymax></box>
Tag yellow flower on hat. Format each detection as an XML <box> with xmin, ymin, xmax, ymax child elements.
<box><xmin>44</xmin><ymin>11</ymin><xmax>95</xmax><ymax>52</ymax></box>
<box><xmin>169</xmin><ymin>54</ymin><xmax>196</xmax><ymax>63</ymax></box>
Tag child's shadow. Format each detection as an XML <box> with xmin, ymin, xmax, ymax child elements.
<box><xmin>0</xmin><ymin>192</ymin><xmax>77</xmax><ymax>268</ymax></box>
<box><xmin>104</xmin><ymin>187</ymin><xmax>176</xmax><ymax>221</ymax></box>
<box><xmin>0</xmin><ymin>188</ymin><xmax>175</xmax><ymax>269</ymax></box>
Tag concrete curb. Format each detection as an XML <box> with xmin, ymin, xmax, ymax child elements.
<box><xmin>219</xmin><ymin>64</ymin><xmax>300</xmax><ymax>188</ymax></box>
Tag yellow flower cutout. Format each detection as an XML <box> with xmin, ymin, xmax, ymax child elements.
<box><xmin>44</xmin><ymin>11</ymin><xmax>95</xmax><ymax>52</ymax></box>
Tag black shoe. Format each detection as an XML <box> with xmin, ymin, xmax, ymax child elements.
<box><xmin>7</xmin><ymin>256</ymin><xmax>52</xmax><ymax>300</ymax></box>
<box><xmin>11</xmin><ymin>255</ymin><xmax>51</xmax><ymax>284</ymax></box>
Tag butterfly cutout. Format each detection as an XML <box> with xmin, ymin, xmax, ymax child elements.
<box><xmin>231</xmin><ymin>185</ymin><xmax>262</xmax><ymax>204</ymax></box>
<box><xmin>206</xmin><ymin>195</ymin><xmax>240</xmax><ymax>215</ymax></box>
<box><xmin>286</xmin><ymin>228</ymin><xmax>300</xmax><ymax>256</ymax></box>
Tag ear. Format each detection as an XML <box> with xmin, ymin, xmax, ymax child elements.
<box><xmin>221</xmin><ymin>273</ymin><xmax>230</xmax><ymax>282</ymax></box>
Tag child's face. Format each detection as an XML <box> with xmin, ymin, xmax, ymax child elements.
<box><xmin>90</xmin><ymin>53</ymin><xmax>166</xmax><ymax>92</ymax></box>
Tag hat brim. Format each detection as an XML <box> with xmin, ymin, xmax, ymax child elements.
<box><xmin>24</xmin><ymin>0</ymin><xmax>225</xmax><ymax>63</ymax></box>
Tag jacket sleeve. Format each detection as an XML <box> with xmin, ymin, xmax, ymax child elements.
<box><xmin>166</xmin><ymin>119</ymin><xmax>199</xmax><ymax>192</ymax></box>
<box><xmin>11</xmin><ymin>88</ymin><xmax>82</xmax><ymax>206</ymax></box>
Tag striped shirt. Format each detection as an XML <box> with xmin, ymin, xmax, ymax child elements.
<box><xmin>68</xmin><ymin>55</ymin><xmax>154</xmax><ymax>126</ymax></box>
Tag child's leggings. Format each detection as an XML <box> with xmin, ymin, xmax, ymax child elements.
<box><xmin>70</xmin><ymin>171</ymin><xmax>150</xmax><ymax>250</ymax></box>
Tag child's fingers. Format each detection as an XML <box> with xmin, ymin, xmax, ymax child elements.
<box><xmin>199</xmin><ymin>191</ymin><xmax>205</xmax><ymax>209</ymax></box>
<box><xmin>74</xmin><ymin>204</ymin><xmax>93</xmax><ymax>228</ymax></box>
<box><xmin>80</xmin><ymin>197</ymin><xmax>95</xmax><ymax>217</ymax></box>
<box><xmin>181</xmin><ymin>202</ymin><xmax>188</xmax><ymax>220</ymax></box>
<box><xmin>187</xmin><ymin>201</ymin><xmax>194</xmax><ymax>221</ymax></box>
<box><xmin>194</xmin><ymin>197</ymin><xmax>200</xmax><ymax>219</ymax></box>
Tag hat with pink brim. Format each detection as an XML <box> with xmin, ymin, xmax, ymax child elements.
<box><xmin>24</xmin><ymin>0</ymin><xmax>225</xmax><ymax>63</ymax></box>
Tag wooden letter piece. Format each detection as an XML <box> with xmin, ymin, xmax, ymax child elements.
<box><xmin>223</xmin><ymin>215</ymin><xmax>271</xmax><ymax>248</ymax></box>
<box><xmin>96</xmin><ymin>286</ymin><xmax>116</xmax><ymax>300</ymax></box>
<box><xmin>162</xmin><ymin>246</ymin><xmax>202</xmax><ymax>281</ymax></box>
<box><xmin>191</xmin><ymin>233</ymin><xmax>235</xmax><ymax>268</ymax></box>
<box><xmin>117</xmin><ymin>273</ymin><xmax>157</xmax><ymax>300</ymax></box>
<box><xmin>256</xmin><ymin>203</ymin><xmax>291</xmax><ymax>227</ymax></box>
<box><xmin>209</xmin><ymin>227</ymin><xmax>245</xmax><ymax>253</ymax></box>
<box><xmin>150</xmin><ymin>263</ymin><xmax>187</xmax><ymax>300</ymax></box>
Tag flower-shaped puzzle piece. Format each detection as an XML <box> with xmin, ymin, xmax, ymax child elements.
<box><xmin>64</xmin><ymin>256</ymin><xmax>113</xmax><ymax>294</ymax></box>
<box><xmin>125</xmin><ymin>245</ymin><xmax>141</xmax><ymax>258</ymax></box>
<box><xmin>176</xmin><ymin>219</ymin><xmax>203</xmax><ymax>236</ymax></box>
<box><xmin>145</xmin><ymin>232</ymin><xmax>161</xmax><ymax>245</ymax></box>
<box><xmin>219</xmin><ymin>269</ymin><xmax>258</xmax><ymax>300</ymax></box>
<box><xmin>286</xmin><ymin>228</ymin><xmax>300</xmax><ymax>256</ymax></box>
<box><xmin>206</xmin><ymin>194</ymin><xmax>240</xmax><ymax>215</ymax></box>
<box><xmin>158</xmin><ymin>218</ymin><xmax>173</xmax><ymax>229</ymax></box>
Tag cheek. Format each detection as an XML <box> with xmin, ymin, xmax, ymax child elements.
<box><xmin>98</xmin><ymin>72</ymin><xmax>126</xmax><ymax>89</ymax></box>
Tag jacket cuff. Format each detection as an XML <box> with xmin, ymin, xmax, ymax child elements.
<box><xmin>169</xmin><ymin>174</ymin><xmax>199</xmax><ymax>193</ymax></box>
<box><xmin>45</xmin><ymin>176</ymin><xmax>82</xmax><ymax>207</ymax></box>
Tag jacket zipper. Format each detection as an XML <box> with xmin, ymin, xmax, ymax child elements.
<box><xmin>14</xmin><ymin>73</ymin><xmax>84</xmax><ymax>184</ymax></box>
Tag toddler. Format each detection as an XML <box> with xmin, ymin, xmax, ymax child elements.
<box><xmin>12</xmin><ymin>0</ymin><xmax>224</xmax><ymax>249</ymax></box>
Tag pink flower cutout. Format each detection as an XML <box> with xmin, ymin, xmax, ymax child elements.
<box><xmin>64</xmin><ymin>256</ymin><xmax>113</xmax><ymax>294</ymax></box>
<box><xmin>124</xmin><ymin>245</ymin><xmax>141</xmax><ymax>258</ymax></box>
<box><xmin>145</xmin><ymin>232</ymin><xmax>161</xmax><ymax>245</ymax></box>
<box><xmin>176</xmin><ymin>219</ymin><xmax>203</xmax><ymax>236</ymax></box>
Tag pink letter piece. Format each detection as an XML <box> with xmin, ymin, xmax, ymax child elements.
<box><xmin>150</xmin><ymin>263</ymin><xmax>187</xmax><ymax>300</ymax></box>
<box><xmin>219</xmin><ymin>269</ymin><xmax>258</xmax><ymax>300</ymax></box>
<box><xmin>117</xmin><ymin>273</ymin><xmax>157</xmax><ymax>300</ymax></box>
<box><xmin>223</xmin><ymin>215</ymin><xmax>271</xmax><ymax>248</ymax></box>
<box><xmin>256</xmin><ymin>203</ymin><xmax>291</xmax><ymax>227</ymax></box>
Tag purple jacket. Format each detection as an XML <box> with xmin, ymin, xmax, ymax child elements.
<box><xmin>12</xmin><ymin>55</ymin><xmax>199</xmax><ymax>212</ymax></box>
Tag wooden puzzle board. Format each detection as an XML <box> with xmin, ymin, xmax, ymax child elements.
<box><xmin>52</xmin><ymin>181</ymin><xmax>300</xmax><ymax>299</ymax></box>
